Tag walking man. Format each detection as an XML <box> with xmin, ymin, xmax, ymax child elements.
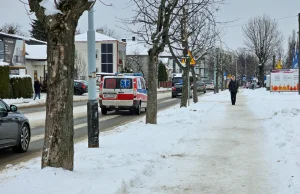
<box><xmin>228</xmin><ymin>75</ymin><xmax>239</xmax><ymax>105</ymax></box>
<box><xmin>33</xmin><ymin>79</ymin><xmax>41</xmax><ymax>100</ymax></box>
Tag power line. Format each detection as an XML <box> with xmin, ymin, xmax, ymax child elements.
<box><xmin>221</xmin><ymin>15</ymin><xmax>298</xmax><ymax>29</ymax></box>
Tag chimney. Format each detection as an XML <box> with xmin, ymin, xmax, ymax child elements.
<box><xmin>132</xmin><ymin>37</ymin><xmax>136</xmax><ymax>41</ymax></box>
<box><xmin>121</xmin><ymin>39</ymin><xmax>126</xmax><ymax>42</ymax></box>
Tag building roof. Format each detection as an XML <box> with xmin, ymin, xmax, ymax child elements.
<box><xmin>75</xmin><ymin>32</ymin><xmax>117</xmax><ymax>42</ymax></box>
<box><xmin>25</xmin><ymin>44</ymin><xmax>47</xmax><ymax>60</ymax></box>
<box><xmin>0</xmin><ymin>32</ymin><xmax>47</xmax><ymax>45</ymax></box>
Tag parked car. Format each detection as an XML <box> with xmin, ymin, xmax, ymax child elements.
<box><xmin>74</xmin><ymin>80</ymin><xmax>88</xmax><ymax>95</ymax></box>
<box><xmin>191</xmin><ymin>81</ymin><xmax>206</xmax><ymax>93</ymax></box>
<box><xmin>172</xmin><ymin>83</ymin><xmax>193</xmax><ymax>98</ymax></box>
<box><xmin>0</xmin><ymin>100</ymin><xmax>31</xmax><ymax>153</ymax></box>
<box><xmin>76</xmin><ymin>80</ymin><xmax>100</xmax><ymax>92</ymax></box>
<box><xmin>205</xmin><ymin>81</ymin><xmax>214</xmax><ymax>90</ymax></box>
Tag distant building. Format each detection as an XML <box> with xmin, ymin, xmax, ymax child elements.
<box><xmin>75</xmin><ymin>32</ymin><xmax>126</xmax><ymax>79</ymax></box>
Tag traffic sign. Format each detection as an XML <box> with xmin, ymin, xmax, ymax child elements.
<box><xmin>188</xmin><ymin>50</ymin><xmax>196</xmax><ymax>65</ymax></box>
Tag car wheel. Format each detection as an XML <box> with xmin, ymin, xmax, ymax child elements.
<box><xmin>204</xmin><ymin>91</ymin><xmax>206</xmax><ymax>93</ymax></box>
<box><xmin>172</xmin><ymin>95</ymin><xmax>176</xmax><ymax>98</ymax></box>
<box><xmin>135</xmin><ymin>102</ymin><xmax>141</xmax><ymax>115</ymax></box>
<box><xmin>101</xmin><ymin>108</ymin><xmax>108</xmax><ymax>115</ymax></box>
<box><xmin>13</xmin><ymin>124</ymin><xmax>30</xmax><ymax>153</ymax></box>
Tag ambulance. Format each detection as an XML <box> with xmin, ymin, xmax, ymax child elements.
<box><xmin>99</xmin><ymin>73</ymin><xmax>147</xmax><ymax>115</ymax></box>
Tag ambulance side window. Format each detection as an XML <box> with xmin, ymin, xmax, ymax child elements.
<box><xmin>137</xmin><ymin>78</ymin><xmax>142</xmax><ymax>89</ymax></box>
<box><xmin>141</xmin><ymin>78</ymin><xmax>146</xmax><ymax>90</ymax></box>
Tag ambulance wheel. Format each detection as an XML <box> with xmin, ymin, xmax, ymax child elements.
<box><xmin>101</xmin><ymin>108</ymin><xmax>107</xmax><ymax>115</ymax></box>
<box><xmin>135</xmin><ymin>103</ymin><xmax>141</xmax><ymax>115</ymax></box>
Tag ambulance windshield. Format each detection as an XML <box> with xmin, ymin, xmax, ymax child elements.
<box><xmin>104</xmin><ymin>78</ymin><xmax>133</xmax><ymax>89</ymax></box>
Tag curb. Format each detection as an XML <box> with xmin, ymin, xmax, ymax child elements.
<box><xmin>17</xmin><ymin>89</ymin><xmax>171</xmax><ymax>110</ymax></box>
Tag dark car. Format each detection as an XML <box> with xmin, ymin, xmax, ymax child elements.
<box><xmin>0</xmin><ymin>100</ymin><xmax>31</xmax><ymax>153</ymax></box>
<box><xmin>74</xmin><ymin>80</ymin><xmax>88</xmax><ymax>95</ymax></box>
<box><xmin>172</xmin><ymin>83</ymin><xmax>192</xmax><ymax>98</ymax></box>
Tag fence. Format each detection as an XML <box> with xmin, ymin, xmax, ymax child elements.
<box><xmin>159</xmin><ymin>81</ymin><xmax>172</xmax><ymax>88</ymax></box>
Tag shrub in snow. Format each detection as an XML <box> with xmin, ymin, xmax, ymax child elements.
<box><xmin>10</xmin><ymin>77</ymin><xmax>33</xmax><ymax>99</ymax></box>
<box><xmin>0</xmin><ymin>66</ymin><xmax>11</xmax><ymax>98</ymax></box>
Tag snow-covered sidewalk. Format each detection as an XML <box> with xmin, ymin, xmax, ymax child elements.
<box><xmin>0</xmin><ymin>89</ymin><xmax>299</xmax><ymax>194</ymax></box>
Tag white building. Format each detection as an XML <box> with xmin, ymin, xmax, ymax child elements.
<box><xmin>75</xmin><ymin>32</ymin><xmax>126</xmax><ymax>77</ymax></box>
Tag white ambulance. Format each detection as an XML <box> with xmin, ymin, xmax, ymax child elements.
<box><xmin>99</xmin><ymin>73</ymin><xmax>147</xmax><ymax>115</ymax></box>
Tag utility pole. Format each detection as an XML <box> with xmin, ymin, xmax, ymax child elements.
<box><xmin>298</xmin><ymin>13</ymin><xmax>300</xmax><ymax>95</ymax></box>
<box><xmin>272</xmin><ymin>55</ymin><xmax>276</xmax><ymax>70</ymax></box>
<box><xmin>87</xmin><ymin>7</ymin><xmax>99</xmax><ymax>148</ymax></box>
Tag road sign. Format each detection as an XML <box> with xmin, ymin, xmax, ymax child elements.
<box><xmin>188</xmin><ymin>50</ymin><xmax>196</xmax><ymax>65</ymax></box>
<box><xmin>181</xmin><ymin>58</ymin><xmax>186</xmax><ymax>64</ymax></box>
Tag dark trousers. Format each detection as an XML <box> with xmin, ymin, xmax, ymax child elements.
<box><xmin>230</xmin><ymin>92</ymin><xmax>237</xmax><ymax>105</ymax></box>
<box><xmin>34</xmin><ymin>92</ymin><xmax>40</xmax><ymax>100</ymax></box>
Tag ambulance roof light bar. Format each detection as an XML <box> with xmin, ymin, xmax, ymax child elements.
<box><xmin>115</xmin><ymin>73</ymin><xmax>143</xmax><ymax>77</ymax></box>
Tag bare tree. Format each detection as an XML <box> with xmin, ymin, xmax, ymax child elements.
<box><xmin>129</xmin><ymin>0</ymin><xmax>182</xmax><ymax>124</ymax></box>
<box><xmin>74</xmin><ymin>51</ymin><xmax>88</xmax><ymax>80</ymax></box>
<box><xmin>0</xmin><ymin>23</ymin><xmax>27</xmax><ymax>36</ymax></box>
<box><xmin>242</xmin><ymin>14</ymin><xmax>283</xmax><ymax>85</ymax></box>
<box><xmin>27</xmin><ymin>0</ymin><xmax>94</xmax><ymax>171</ymax></box>
<box><xmin>167</xmin><ymin>0</ymin><xmax>221</xmax><ymax>106</ymax></box>
<box><xmin>125</xmin><ymin>50</ymin><xmax>147</xmax><ymax>79</ymax></box>
<box><xmin>96</xmin><ymin>25</ymin><xmax>120</xmax><ymax>39</ymax></box>
<box><xmin>285</xmin><ymin>30</ymin><xmax>297</xmax><ymax>68</ymax></box>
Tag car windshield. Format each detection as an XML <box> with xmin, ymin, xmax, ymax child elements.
<box><xmin>104</xmin><ymin>78</ymin><xmax>133</xmax><ymax>89</ymax></box>
<box><xmin>172</xmin><ymin>77</ymin><xmax>182</xmax><ymax>84</ymax></box>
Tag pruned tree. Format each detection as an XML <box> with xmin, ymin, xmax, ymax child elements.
<box><xmin>96</xmin><ymin>25</ymin><xmax>120</xmax><ymax>39</ymax></box>
<box><xmin>129</xmin><ymin>0</ymin><xmax>182</xmax><ymax>124</ymax></box>
<box><xmin>27</xmin><ymin>0</ymin><xmax>95</xmax><ymax>171</ymax></box>
<box><xmin>167</xmin><ymin>0</ymin><xmax>221</xmax><ymax>106</ymax></box>
<box><xmin>0</xmin><ymin>23</ymin><xmax>27</xmax><ymax>36</ymax></box>
<box><xmin>74</xmin><ymin>51</ymin><xmax>88</xmax><ymax>80</ymax></box>
<box><xmin>29</xmin><ymin>19</ymin><xmax>47</xmax><ymax>41</ymax></box>
<box><xmin>242</xmin><ymin>14</ymin><xmax>283</xmax><ymax>85</ymax></box>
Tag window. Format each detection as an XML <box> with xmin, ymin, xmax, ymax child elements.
<box><xmin>104</xmin><ymin>78</ymin><xmax>132</xmax><ymax>89</ymax></box>
<box><xmin>141</xmin><ymin>78</ymin><xmax>146</xmax><ymax>89</ymax></box>
<box><xmin>101</xmin><ymin>44</ymin><xmax>113</xmax><ymax>73</ymax></box>
<box><xmin>96</xmin><ymin>49</ymin><xmax>99</xmax><ymax>60</ymax></box>
<box><xmin>0</xmin><ymin>100</ymin><xmax>8</xmax><ymax>112</ymax></box>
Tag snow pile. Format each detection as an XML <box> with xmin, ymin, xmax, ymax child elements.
<box><xmin>0</xmin><ymin>61</ymin><xmax>9</xmax><ymax>66</ymax></box>
<box><xmin>0</xmin><ymin>92</ymin><xmax>219</xmax><ymax>194</ymax></box>
<box><xmin>40</xmin><ymin>0</ymin><xmax>62</xmax><ymax>16</ymax></box>
<box><xmin>9</xmin><ymin>75</ymin><xmax>31</xmax><ymax>78</ymax></box>
<box><xmin>244</xmin><ymin>88</ymin><xmax>300</xmax><ymax>193</ymax></box>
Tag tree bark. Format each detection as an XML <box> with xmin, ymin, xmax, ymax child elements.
<box><xmin>41</xmin><ymin>20</ymin><xmax>76</xmax><ymax>171</ymax></box>
<box><xmin>146</xmin><ymin>49</ymin><xmax>158</xmax><ymax>124</ymax></box>
<box><xmin>191</xmin><ymin>66</ymin><xmax>198</xmax><ymax>103</ymax></box>
<box><xmin>259</xmin><ymin>65</ymin><xmax>264</xmax><ymax>86</ymax></box>
<box><xmin>180</xmin><ymin>67</ymin><xmax>189</xmax><ymax>107</ymax></box>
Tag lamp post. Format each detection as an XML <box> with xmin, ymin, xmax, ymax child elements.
<box><xmin>87</xmin><ymin>6</ymin><xmax>99</xmax><ymax>148</ymax></box>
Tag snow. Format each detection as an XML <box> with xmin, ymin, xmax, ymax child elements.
<box><xmin>25</xmin><ymin>44</ymin><xmax>47</xmax><ymax>60</ymax></box>
<box><xmin>9</xmin><ymin>75</ymin><xmax>31</xmax><ymax>78</ymax></box>
<box><xmin>0</xmin><ymin>61</ymin><xmax>9</xmax><ymax>66</ymax></box>
<box><xmin>40</xmin><ymin>0</ymin><xmax>62</xmax><ymax>16</ymax></box>
<box><xmin>75</xmin><ymin>32</ymin><xmax>117</xmax><ymax>42</ymax></box>
<box><xmin>1</xmin><ymin>89</ymin><xmax>300</xmax><ymax>193</ymax></box>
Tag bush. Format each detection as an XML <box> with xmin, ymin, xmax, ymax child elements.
<box><xmin>0</xmin><ymin>66</ymin><xmax>11</xmax><ymax>98</ymax></box>
<box><xmin>10</xmin><ymin>77</ymin><xmax>33</xmax><ymax>99</ymax></box>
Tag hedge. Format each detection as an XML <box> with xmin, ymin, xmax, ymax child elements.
<box><xmin>0</xmin><ymin>66</ymin><xmax>11</xmax><ymax>98</ymax></box>
<box><xmin>10</xmin><ymin>77</ymin><xmax>33</xmax><ymax>99</ymax></box>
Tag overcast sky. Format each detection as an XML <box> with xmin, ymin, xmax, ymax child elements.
<box><xmin>0</xmin><ymin>0</ymin><xmax>299</xmax><ymax>54</ymax></box>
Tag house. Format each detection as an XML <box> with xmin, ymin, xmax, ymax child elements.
<box><xmin>0</xmin><ymin>32</ymin><xmax>47</xmax><ymax>86</ymax></box>
<box><xmin>125</xmin><ymin>38</ymin><xmax>175</xmax><ymax>81</ymax></box>
<box><xmin>75</xmin><ymin>32</ymin><xmax>126</xmax><ymax>78</ymax></box>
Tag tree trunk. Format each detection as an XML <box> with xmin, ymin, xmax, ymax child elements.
<box><xmin>41</xmin><ymin>21</ymin><xmax>76</xmax><ymax>171</ymax></box>
<box><xmin>216</xmin><ymin>69</ymin><xmax>219</xmax><ymax>93</ymax></box>
<box><xmin>180</xmin><ymin>67</ymin><xmax>189</xmax><ymax>107</ymax></box>
<box><xmin>259</xmin><ymin>65</ymin><xmax>264</xmax><ymax>87</ymax></box>
<box><xmin>221</xmin><ymin>71</ymin><xmax>224</xmax><ymax>91</ymax></box>
<box><xmin>191</xmin><ymin>66</ymin><xmax>198</xmax><ymax>103</ymax></box>
<box><xmin>146</xmin><ymin>50</ymin><xmax>158</xmax><ymax>124</ymax></box>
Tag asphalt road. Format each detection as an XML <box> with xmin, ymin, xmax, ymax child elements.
<box><xmin>0</xmin><ymin>93</ymin><xmax>206</xmax><ymax>170</ymax></box>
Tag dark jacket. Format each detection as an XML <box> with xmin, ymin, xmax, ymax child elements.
<box><xmin>34</xmin><ymin>81</ymin><xmax>41</xmax><ymax>93</ymax></box>
<box><xmin>228</xmin><ymin>80</ymin><xmax>239</xmax><ymax>93</ymax></box>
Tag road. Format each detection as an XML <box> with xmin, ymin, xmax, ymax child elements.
<box><xmin>0</xmin><ymin>92</ymin><xmax>206</xmax><ymax>169</ymax></box>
